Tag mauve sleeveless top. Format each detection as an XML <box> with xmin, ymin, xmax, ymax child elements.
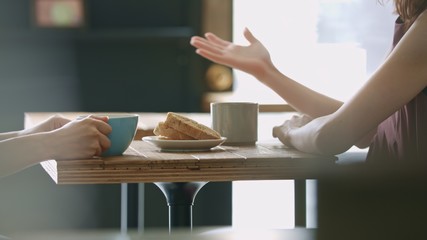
<box><xmin>366</xmin><ymin>17</ymin><xmax>427</xmax><ymax>162</ymax></box>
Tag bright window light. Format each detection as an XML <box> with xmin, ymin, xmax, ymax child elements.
<box><xmin>231</xmin><ymin>0</ymin><xmax>395</xmax><ymax>230</ymax></box>
<box><xmin>232</xmin><ymin>180</ymin><xmax>294</xmax><ymax>229</ymax></box>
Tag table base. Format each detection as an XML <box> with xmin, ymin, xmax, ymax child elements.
<box><xmin>154</xmin><ymin>182</ymin><xmax>208</xmax><ymax>233</ymax></box>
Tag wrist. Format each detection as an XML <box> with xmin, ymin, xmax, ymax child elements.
<box><xmin>16</xmin><ymin>129</ymin><xmax>27</xmax><ymax>137</ymax></box>
<box><xmin>14</xmin><ymin>133</ymin><xmax>55</xmax><ymax>166</ymax></box>
<box><xmin>255</xmin><ymin>63</ymin><xmax>281</xmax><ymax>86</ymax></box>
<box><xmin>253</xmin><ymin>60</ymin><xmax>271</xmax><ymax>80</ymax></box>
<box><xmin>0</xmin><ymin>131</ymin><xmax>21</xmax><ymax>141</ymax></box>
<box><xmin>33</xmin><ymin>132</ymin><xmax>56</xmax><ymax>161</ymax></box>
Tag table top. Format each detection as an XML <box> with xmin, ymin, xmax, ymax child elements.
<box><xmin>25</xmin><ymin>112</ymin><xmax>337</xmax><ymax>184</ymax></box>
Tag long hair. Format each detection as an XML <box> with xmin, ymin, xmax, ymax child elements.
<box><xmin>394</xmin><ymin>0</ymin><xmax>427</xmax><ymax>24</ymax></box>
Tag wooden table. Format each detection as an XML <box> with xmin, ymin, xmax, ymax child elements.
<box><xmin>25</xmin><ymin>112</ymin><xmax>336</xmax><ymax>183</ymax></box>
<box><xmin>39</xmin><ymin>139</ymin><xmax>334</xmax><ymax>184</ymax></box>
<box><xmin>25</xmin><ymin>112</ymin><xmax>337</xmax><ymax>232</ymax></box>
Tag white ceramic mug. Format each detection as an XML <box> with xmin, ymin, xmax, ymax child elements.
<box><xmin>211</xmin><ymin>102</ymin><xmax>258</xmax><ymax>145</ymax></box>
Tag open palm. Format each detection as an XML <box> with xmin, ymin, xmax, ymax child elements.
<box><xmin>190</xmin><ymin>28</ymin><xmax>274</xmax><ymax>79</ymax></box>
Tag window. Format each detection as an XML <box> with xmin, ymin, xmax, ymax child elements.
<box><xmin>232</xmin><ymin>0</ymin><xmax>395</xmax><ymax>229</ymax></box>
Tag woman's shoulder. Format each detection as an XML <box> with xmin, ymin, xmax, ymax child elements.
<box><xmin>413</xmin><ymin>10</ymin><xmax>427</xmax><ymax>95</ymax></box>
<box><xmin>413</xmin><ymin>8</ymin><xmax>427</xmax><ymax>26</ymax></box>
<box><xmin>401</xmin><ymin>10</ymin><xmax>427</xmax><ymax>55</ymax></box>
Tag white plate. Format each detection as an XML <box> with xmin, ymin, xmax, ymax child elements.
<box><xmin>142</xmin><ymin>136</ymin><xmax>227</xmax><ymax>152</ymax></box>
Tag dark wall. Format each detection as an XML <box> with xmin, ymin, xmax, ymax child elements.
<box><xmin>0</xmin><ymin>0</ymin><xmax>79</xmax><ymax>132</ymax></box>
<box><xmin>0</xmin><ymin>0</ymin><xmax>107</xmax><ymax>233</ymax></box>
<box><xmin>76</xmin><ymin>0</ymin><xmax>205</xmax><ymax>112</ymax></box>
<box><xmin>0</xmin><ymin>0</ymin><xmax>231</xmax><ymax>232</ymax></box>
<box><xmin>75</xmin><ymin>0</ymin><xmax>231</xmax><ymax>229</ymax></box>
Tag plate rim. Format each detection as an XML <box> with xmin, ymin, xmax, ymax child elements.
<box><xmin>142</xmin><ymin>136</ymin><xmax>226</xmax><ymax>151</ymax></box>
<box><xmin>142</xmin><ymin>136</ymin><xmax>226</xmax><ymax>143</ymax></box>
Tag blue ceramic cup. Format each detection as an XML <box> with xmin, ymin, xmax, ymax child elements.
<box><xmin>101</xmin><ymin>114</ymin><xmax>139</xmax><ymax>157</ymax></box>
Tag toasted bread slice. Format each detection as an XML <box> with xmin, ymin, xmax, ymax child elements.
<box><xmin>164</xmin><ymin>112</ymin><xmax>221</xmax><ymax>140</ymax></box>
<box><xmin>154</xmin><ymin>121</ymin><xmax>195</xmax><ymax>140</ymax></box>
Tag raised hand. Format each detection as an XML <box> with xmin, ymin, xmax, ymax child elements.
<box><xmin>190</xmin><ymin>28</ymin><xmax>275</xmax><ymax>79</ymax></box>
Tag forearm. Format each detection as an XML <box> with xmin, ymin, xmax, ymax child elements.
<box><xmin>288</xmin><ymin>109</ymin><xmax>378</xmax><ymax>156</ymax></box>
<box><xmin>288</xmin><ymin>114</ymin><xmax>354</xmax><ymax>156</ymax></box>
<box><xmin>0</xmin><ymin>130</ymin><xmax>22</xmax><ymax>141</ymax></box>
<box><xmin>0</xmin><ymin>133</ymin><xmax>51</xmax><ymax>178</ymax></box>
<box><xmin>258</xmin><ymin>67</ymin><xmax>343</xmax><ymax>118</ymax></box>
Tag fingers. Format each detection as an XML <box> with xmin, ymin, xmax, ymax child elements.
<box><xmin>88</xmin><ymin>117</ymin><xmax>111</xmax><ymax>155</ymax></box>
<box><xmin>94</xmin><ymin>144</ymin><xmax>102</xmax><ymax>157</ymax></box>
<box><xmin>190</xmin><ymin>32</ymin><xmax>241</xmax><ymax>67</ymax></box>
<box><xmin>195</xmin><ymin>49</ymin><xmax>228</xmax><ymax>66</ymax></box>
<box><xmin>94</xmin><ymin>119</ymin><xmax>113</xmax><ymax>135</ymax></box>
<box><xmin>192</xmin><ymin>39</ymin><xmax>231</xmax><ymax>66</ymax></box>
<box><xmin>288</xmin><ymin>114</ymin><xmax>312</xmax><ymax>128</ymax></box>
<box><xmin>191</xmin><ymin>36</ymin><xmax>224</xmax><ymax>56</ymax></box>
<box><xmin>87</xmin><ymin>128</ymin><xmax>110</xmax><ymax>157</ymax></box>
<box><xmin>272</xmin><ymin>125</ymin><xmax>293</xmax><ymax>148</ymax></box>
<box><xmin>75</xmin><ymin>117</ymin><xmax>112</xmax><ymax>156</ymax></box>
<box><xmin>90</xmin><ymin>115</ymin><xmax>109</xmax><ymax>123</ymax></box>
<box><xmin>190</xmin><ymin>33</ymin><xmax>230</xmax><ymax>51</ymax></box>
<box><xmin>301</xmin><ymin>114</ymin><xmax>312</xmax><ymax>124</ymax></box>
<box><xmin>88</xmin><ymin>126</ymin><xmax>111</xmax><ymax>157</ymax></box>
<box><xmin>98</xmin><ymin>132</ymin><xmax>111</xmax><ymax>153</ymax></box>
<box><xmin>272</xmin><ymin>114</ymin><xmax>314</xmax><ymax>149</ymax></box>
<box><xmin>243</xmin><ymin>27</ymin><xmax>259</xmax><ymax>44</ymax></box>
<box><xmin>204</xmin><ymin>32</ymin><xmax>230</xmax><ymax>47</ymax></box>
<box><xmin>272</xmin><ymin>125</ymin><xmax>279</xmax><ymax>138</ymax></box>
<box><xmin>81</xmin><ymin>115</ymin><xmax>112</xmax><ymax>135</ymax></box>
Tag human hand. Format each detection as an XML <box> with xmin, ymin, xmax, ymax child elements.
<box><xmin>272</xmin><ymin>114</ymin><xmax>312</xmax><ymax>148</ymax></box>
<box><xmin>22</xmin><ymin>115</ymin><xmax>109</xmax><ymax>135</ymax></box>
<box><xmin>21</xmin><ymin>115</ymin><xmax>71</xmax><ymax>136</ymax></box>
<box><xmin>190</xmin><ymin>28</ymin><xmax>275</xmax><ymax>79</ymax></box>
<box><xmin>46</xmin><ymin>115</ymin><xmax>112</xmax><ymax>159</ymax></box>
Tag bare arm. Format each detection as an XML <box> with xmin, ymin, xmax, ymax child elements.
<box><xmin>261</xmin><ymin>65</ymin><xmax>343</xmax><ymax>117</ymax></box>
<box><xmin>191</xmin><ymin>28</ymin><xmax>374</xmax><ymax>147</ymax></box>
<box><xmin>191</xmin><ymin>28</ymin><xmax>343</xmax><ymax>118</ymax></box>
<box><xmin>0</xmin><ymin>131</ymin><xmax>20</xmax><ymax>141</ymax></box>
<box><xmin>0</xmin><ymin>115</ymin><xmax>71</xmax><ymax>141</ymax></box>
<box><xmin>0</xmin><ymin>133</ymin><xmax>54</xmax><ymax>177</ymax></box>
<box><xmin>281</xmin><ymin>11</ymin><xmax>427</xmax><ymax>155</ymax></box>
<box><xmin>0</xmin><ymin>116</ymin><xmax>112</xmax><ymax>178</ymax></box>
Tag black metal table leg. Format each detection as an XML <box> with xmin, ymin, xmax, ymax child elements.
<box><xmin>295</xmin><ymin>179</ymin><xmax>306</xmax><ymax>227</ymax></box>
<box><xmin>154</xmin><ymin>182</ymin><xmax>208</xmax><ymax>233</ymax></box>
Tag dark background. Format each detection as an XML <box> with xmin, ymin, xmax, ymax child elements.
<box><xmin>0</xmin><ymin>0</ymin><xmax>231</xmax><ymax>232</ymax></box>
